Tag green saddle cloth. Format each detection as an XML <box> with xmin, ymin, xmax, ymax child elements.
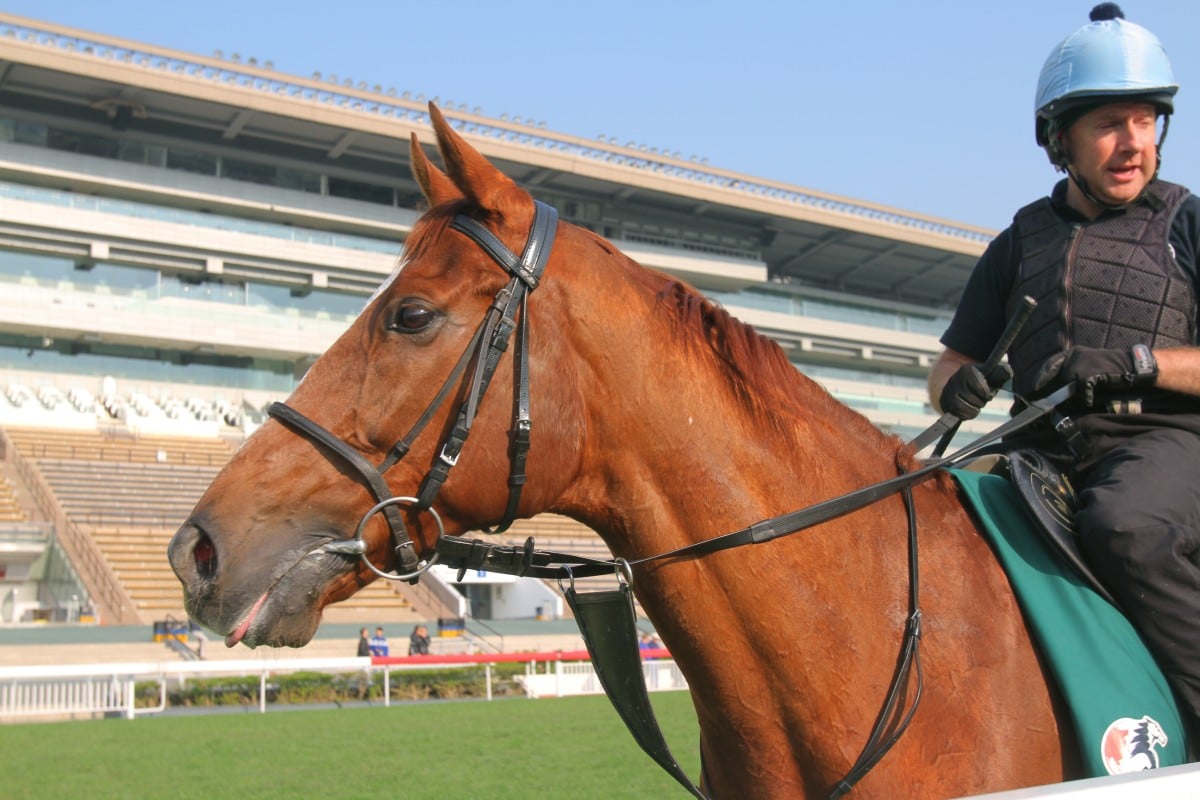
<box><xmin>951</xmin><ymin>469</ymin><xmax>1189</xmax><ymax>776</ymax></box>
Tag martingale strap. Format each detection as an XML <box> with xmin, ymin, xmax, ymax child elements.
<box><xmin>566</xmin><ymin>583</ymin><xmax>708</xmax><ymax>800</ymax></box>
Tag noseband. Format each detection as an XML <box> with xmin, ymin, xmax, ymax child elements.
<box><xmin>267</xmin><ymin>200</ymin><xmax>558</xmax><ymax>580</ymax></box>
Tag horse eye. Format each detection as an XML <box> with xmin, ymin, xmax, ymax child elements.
<box><xmin>388</xmin><ymin>302</ymin><xmax>439</xmax><ymax>333</ymax></box>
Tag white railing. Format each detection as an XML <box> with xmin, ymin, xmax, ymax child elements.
<box><xmin>3</xmin><ymin>654</ymin><xmax>1197</xmax><ymax>797</ymax></box>
<box><xmin>0</xmin><ymin>661</ymin><xmax>166</xmax><ymax>720</ymax></box>
<box><xmin>961</xmin><ymin>763</ymin><xmax>1200</xmax><ymax>799</ymax></box>
<box><xmin>515</xmin><ymin>657</ymin><xmax>687</xmax><ymax>699</ymax></box>
<box><xmin>0</xmin><ymin>651</ymin><xmax>686</xmax><ymax>720</ymax></box>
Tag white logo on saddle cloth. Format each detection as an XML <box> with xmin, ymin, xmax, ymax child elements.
<box><xmin>1101</xmin><ymin>715</ymin><xmax>1168</xmax><ymax>774</ymax></box>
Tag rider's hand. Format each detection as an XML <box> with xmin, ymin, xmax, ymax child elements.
<box><xmin>1032</xmin><ymin>345</ymin><xmax>1158</xmax><ymax>406</ymax></box>
<box><xmin>939</xmin><ymin>362</ymin><xmax>1013</xmax><ymax>421</ymax></box>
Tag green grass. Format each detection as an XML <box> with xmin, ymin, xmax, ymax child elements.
<box><xmin>0</xmin><ymin>693</ymin><xmax>701</xmax><ymax>799</ymax></box>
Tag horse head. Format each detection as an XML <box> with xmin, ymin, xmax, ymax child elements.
<box><xmin>169</xmin><ymin>105</ymin><xmax>597</xmax><ymax>647</ymax></box>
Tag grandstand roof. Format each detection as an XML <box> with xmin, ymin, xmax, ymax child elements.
<box><xmin>0</xmin><ymin>13</ymin><xmax>991</xmax><ymax>308</ymax></box>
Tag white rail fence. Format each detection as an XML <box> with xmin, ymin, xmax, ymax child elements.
<box><xmin>4</xmin><ymin>654</ymin><xmax>1198</xmax><ymax>797</ymax></box>
<box><xmin>0</xmin><ymin>653</ymin><xmax>687</xmax><ymax>720</ymax></box>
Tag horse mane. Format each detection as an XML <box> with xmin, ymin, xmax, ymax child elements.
<box><xmin>656</xmin><ymin>280</ymin><xmax>801</xmax><ymax>395</ymax></box>
<box><xmin>653</xmin><ymin>277</ymin><xmax>916</xmax><ymax>470</ymax></box>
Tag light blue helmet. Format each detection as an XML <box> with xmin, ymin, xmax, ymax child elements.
<box><xmin>1035</xmin><ymin>4</ymin><xmax>1177</xmax><ymax>150</ymax></box>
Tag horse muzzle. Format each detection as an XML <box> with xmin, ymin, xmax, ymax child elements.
<box><xmin>168</xmin><ymin>519</ymin><xmax>347</xmax><ymax>648</ymax></box>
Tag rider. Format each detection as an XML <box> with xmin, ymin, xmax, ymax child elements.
<box><xmin>928</xmin><ymin>3</ymin><xmax>1200</xmax><ymax>737</ymax></box>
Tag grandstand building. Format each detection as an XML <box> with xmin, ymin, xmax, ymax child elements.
<box><xmin>0</xmin><ymin>14</ymin><xmax>1003</xmax><ymax>629</ymax></box>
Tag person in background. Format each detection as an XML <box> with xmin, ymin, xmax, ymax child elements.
<box><xmin>408</xmin><ymin>624</ymin><xmax>431</xmax><ymax>656</ymax></box>
<box><xmin>927</xmin><ymin>4</ymin><xmax>1200</xmax><ymax>738</ymax></box>
<box><xmin>357</xmin><ymin>627</ymin><xmax>371</xmax><ymax>657</ymax></box>
<box><xmin>369</xmin><ymin>626</ymin><xmax>389</xmax><ymax>657</ymax></box>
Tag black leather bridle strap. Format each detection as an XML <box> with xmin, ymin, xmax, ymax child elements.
<box><xmin>417</xmin><ymin>202</ymin><xmax>557</xmax><ymax>511</ymax></box>
<box><xmin>269</xmin><ymin>401</ymin><xmax>420</xmax><ymax>571</ymax></box>
<box><xmin>434</xmin><ymin>385</ymin><xmax>1078</xmax><ymax>584</ymax></box>
<box><xmin>451</xmin><ymin>202</ymin><xmax>555</xmax><ymax>292</ymax></box>
<box><xmin>414</xmin><ymin>283</ymin><xmax>519</xmax><ymax>506</ymax></box>
<box><xmin>436</xmin><ymin>532</ymin><xmax>618</xmax><ymax>579</ymax></box>
<box><xmin>490</xmin><ymin>291</ymin><xmax>534</xmax><ymax>533</ymax></box>
<box><xmin>376</xmin><ymin>322</ymin><xmax>488</xmax><ymax>474</ymax></box>
<box><xmin>625</xmin><ymin>383</ymin><xmax>1074</xmax><ymax>570</ymax></box>
<box><xmin>266</xmin><ymin>200</ymin><xmax>558</xmax><ymax>578</ymax></box>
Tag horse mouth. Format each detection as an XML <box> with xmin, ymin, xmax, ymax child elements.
<box><xmin>223</xmin><ymin>591</ymin><xmax>268</xmax><ymax>648</ymax></box>
<box><xmin>172</xmin><ymin>522</ymin><xmax>360</xmax><ymax>649</ymax></box>
<box><xmin>224</xmin><ymin>545</ymin><xmax>356</xmax><ymax>648</ymax></box>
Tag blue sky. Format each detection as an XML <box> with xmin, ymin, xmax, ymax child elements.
<box><xmin>5</xmin><ymin>1</ymin><xmax>1198</xmax><ymax>231</ymax></box>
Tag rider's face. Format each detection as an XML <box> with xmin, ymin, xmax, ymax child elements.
<box><xmin>1062</xmin><ymin>102</ymin><xmax>1160</xmax><ymax>217</ymax></box>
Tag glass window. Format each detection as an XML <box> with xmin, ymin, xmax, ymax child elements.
<box><xmin>0</xmin><ymin>250</ymin><xmax>75</xmax><ymax>282</ymax></box>
<box><xmin>222</xmin><ymin>157</ymin><xmax>278</xmax><ymax>186</ymax></box>
<box><xmin>276</xmin><ymin>166</ymin><xmax>322</xmax><ymax>194</ymax></box>
<box><xmin>0</xmin><ymin>336</ymin><xmax>296</xmax><ymax>392</ymax></box>
<box><xmin>248</xmin><ymin>281</ymin><xmax>363</xmax><ymax>318</ymax></box>
<box><xmin>118</xmin><ymin>140</ymin><xmax>167</xmax><ymax>167</ymax></box>
<box><xmin>161</xmin><ymin>275</ymin><xmax>245</xmax><ymax>304</ymax></box>
<box><xmin>47</xmin><ymin>129</ymin><xmax>119</xmax><ymax>159</ymax></box>
<box><xmin>328</xmin><ymin>177</ymin><xmax>394</xmax><ymax>206</ymax></box>
<box><xmin>9</xmin><ymin>119</ymin><xmax>48</xmax><ymax>146</ymax></box>
<box><xmin>165</xmin><ymin>147</ymin><xmax>218</xmax><ymax>176</ymax></box>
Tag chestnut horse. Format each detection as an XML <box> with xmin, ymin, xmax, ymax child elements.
<box><xmin>169</xmin><ymin>105</ymin><xmax>1075</xmax><ymax>798</ymax></box>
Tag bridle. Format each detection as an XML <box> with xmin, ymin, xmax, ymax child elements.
<box><xmin>267</xmin><ymin>199</ymin><xmax>559</xmax><ymax>581</ymax></box>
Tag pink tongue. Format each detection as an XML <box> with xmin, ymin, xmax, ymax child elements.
<box><xmin>225</xmin><ymin>593</ymin><xmax>268</xmax><ymax>647</ymax></box>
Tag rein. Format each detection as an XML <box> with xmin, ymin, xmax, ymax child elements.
<box><xmin>434</xmin><ymin>383</ymin><xmax>1072</xmax><ymax>581</ymax></box>
<box><xmin>265</xmin><ymin>197</ymin><xmax>1074</xmax><ymax>797</ymax></box>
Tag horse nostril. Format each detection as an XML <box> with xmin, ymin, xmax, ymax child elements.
<box><xmin>194</xmin><ymin>531</ymin><xmax>217</xmax><ymax>580</ymax></box>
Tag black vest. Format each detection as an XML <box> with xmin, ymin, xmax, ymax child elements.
<box><xmin>1006</xmin><ymin>180</ymin><xmax>1196</xmax><ymax>399</ymax></box>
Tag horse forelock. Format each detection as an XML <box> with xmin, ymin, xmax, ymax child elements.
<box><xmin>359</xmin><ymin>213</ymin><xmax>456</xmax><ymax>312</ymax></box>
<box><xmin>401</xmin><ymin>204</ymin><xmax>460</xmax><ymax>262</ymax></box>
<box><xmin>370</xmin><ymin>204</ymin><xmax>494</xmax><ymax>297</ymax></box>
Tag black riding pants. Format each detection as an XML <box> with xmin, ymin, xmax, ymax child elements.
<box><xmin>1071</xmin><ymin>427</ymin><xmax>1200</xmax><ymax>731</ymax></box>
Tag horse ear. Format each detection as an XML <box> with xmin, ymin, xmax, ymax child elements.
<box><xmin>409</xmin><ymin>132</ymin><xmax>460</xmax><ymax>207</ymax></box>
<box><xmin>427</xmin><ymin>102</ymin><xmax>520</xmax><ymax>213</ymax></box>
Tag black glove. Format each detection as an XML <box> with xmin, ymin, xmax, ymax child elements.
<box><xmin>1032</xmin><ymin>344</ymin><xmax>1158</xmax><ymax>407</ymax></box>
<box><xmin>939</xmin><ymin>362</ymin><xmax>1013</xmax><ymax>421</ymax></box>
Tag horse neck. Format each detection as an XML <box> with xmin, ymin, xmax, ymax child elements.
<box><xmin>549</xmin><ymin>264</ymin><xmax>926</xmax><ymax>793</ymax></box>
<box><xmin>554</xmin><ymin>265</ymin><xmax>906</xmax><ymax>560</ymax></box>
